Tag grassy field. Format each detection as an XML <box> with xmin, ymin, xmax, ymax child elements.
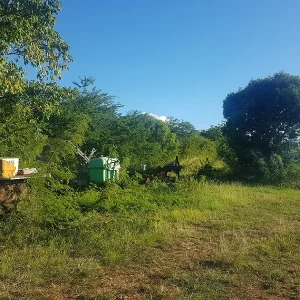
<box><xmin>0</xmin><ymin>178</ymin><xmax>299</xmax><ymax>299</ymax></box>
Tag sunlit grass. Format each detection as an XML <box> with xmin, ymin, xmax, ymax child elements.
<box><xmin>0</xmin><ymin>180</ymin><xmax>299</xmax><ymax>299</ymax></box>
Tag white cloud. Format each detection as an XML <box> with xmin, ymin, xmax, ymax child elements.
<box><xmin>147</xmin><ymin>113</ymin><xmax>168</xmax><ymax>122</ymax></box>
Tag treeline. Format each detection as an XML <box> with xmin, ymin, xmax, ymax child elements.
<box><xmin>0</xmin><ymin>73</ymin><xmax>224</xmax><ymax>185</ymax></box>
<box><xmin>1</xmin><ymin>0</ymin><xmax>300</xmax><ymax>188</ymax></box>
<box><xmin>0</xmin><ymin>1</ymin><xmax>226</xmax><ymax>186</ymax></box>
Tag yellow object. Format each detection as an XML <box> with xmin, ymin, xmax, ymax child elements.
<box><xmin>0</xmin><ymin>158</ymin><xmax>19</xmax><ymax>178</ymax></box>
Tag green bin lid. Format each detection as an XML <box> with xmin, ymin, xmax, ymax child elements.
<box><xmin>88</xmin><ymin>157</ymin><xmax>108</xmax><ymax>168</ymax></box>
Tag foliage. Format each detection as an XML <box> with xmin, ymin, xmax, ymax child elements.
<box><xmin>223</xmin><ymin>72</ymin><xmax>300</xmax><ymax>179</ymax></box>
<box><xmin>166</xmin><ymin>117</ymin><xmax>198</xmax><ymax>140</ymax></box>
<box><xmin>1</xmin><ymin>3</ymin><xmax>300</xmax><ymax>297</ymax></box>
<box><xmin>179</xmin><ymin>134</ymin><xmax>214</xmax><ymax>158</ymax></box>
<box><xmin>201</xmin><ymin>125</ymin><xmax>238</xmax><ymax>171</ymax></box>
<box><xmin>201</xmin><ymin>125</ymin><xmax>224</xmax><ymax>141</ymax></box>
<box><xmin>73</xmin><ymin>77</ymin><xmax>122</xmax><ymax>157</ymax></box>
<box><xmin>0</xmin><ymin>0</ymin><xmax>72</xmax><ymax>91</ymax></box>
<box><xmin>114</xmin><ymin>111</ymin><xmax>179</xmax><ymax>169</ymax></box>
<box><xmin>0</xmin><ymin>81</ymin><xmax>74</xmax><ymax>164</ymax></box>
<box><xmin>0</xmin><ymin>180</ymin><xmax>299</xmax><ymax>298</ymax></box>
<box><xmin>0</xmin><ymin>0</ymin><xmax>74</xmax><ymax>166</ymax></box>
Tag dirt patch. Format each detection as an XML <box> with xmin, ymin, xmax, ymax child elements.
<box><xmin>60</xmin><ymin>239</ymin><xmax>211</xmax><ymax>299</ymax></box>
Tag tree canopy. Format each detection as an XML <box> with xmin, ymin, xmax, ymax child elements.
<box><xmin>223</xmin><ymin>72</ymin><xmax>300</xmax><ymax>178</ymax></box>
<box><xmin>0</xmin><ymin>0</ymin><xmax>72</xmax><ymax>92</ymax></box>
<box><xmin>1</xmin><ymin>1</ymin><xmax>300</xmax><ymax>186</ymax></box>
<box><xmin>167</xmin><ymin>117</ymin><xmax>197</xmax><ymax>140</ymax></box>
<box><xmin>0</xmin><ymin>0</ymin><xmax>75</xmax><ymax>164</ymax></box>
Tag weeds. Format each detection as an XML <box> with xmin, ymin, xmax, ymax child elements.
<box><xmin>0</xmin><ymin>178</ymin><xmax>299</xmax><ymax>299</ymax></box>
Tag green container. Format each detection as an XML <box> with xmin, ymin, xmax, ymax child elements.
<box><xmin>109</xmin><ymin>169</ymin><xmax>115</xmax><ymax>179</ymax></box>
<box><xmin>88</xmin><ymin>157</ymin><xmax>108</xmax><ymax>183</ymax></box>
<box><xmin>88</xmin><ymin>157</ymin><xmax>120</xmax><ymax>183</ymax></box>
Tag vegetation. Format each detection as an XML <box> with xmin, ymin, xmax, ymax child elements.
<box><xmin>0</xmin><ymin>179</ymin><xmax>299</xmax><ymax>299</ymax></box>
<box><xmin>0</xmin><ymin>1</ymin><xmax>299</xmax><ymax>299</ymax></box>
<box><xmin>223</xmin><ymin>72</ymin><xmax>300</xmax><ymax>182</ymax></box>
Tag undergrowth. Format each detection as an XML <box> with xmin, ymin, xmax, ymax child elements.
<box><xmin>0</xmin><ymin>176</ymin><xmax>299</xmax><ymax>299</ymax></box>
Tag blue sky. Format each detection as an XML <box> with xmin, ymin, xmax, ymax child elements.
<box><xmin>55</xmin><ymin>0</ymin><xmax>300</xmax><ymax>130</ymax></box>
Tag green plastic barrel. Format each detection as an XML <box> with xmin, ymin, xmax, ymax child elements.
<box><xmin>88</xmin><ymin>157</ymin><xmax>108</xmax><ymax>183</ymax></box>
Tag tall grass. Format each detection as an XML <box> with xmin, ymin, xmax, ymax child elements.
<box><xmin>0</xmin><ymin>177</ymin><xmax>299</xmax><ymax>299</ymax></box>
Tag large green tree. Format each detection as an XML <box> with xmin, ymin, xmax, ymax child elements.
<box><xmin>38</xmin><ymin>77</ymin><xmax>120</xmax><ymax>183</ymax></box>
<box><xmin>223</xmin><ymin>72</ymin><xmax>300</xmax><ymax>178</ymax></box>
<box><xmin>0</xmin><ymin>0</ymin><xmax>73</xmax><ymax>163</ymax></box>
<box><xmin>167</xmin><ymin>117</ymin><xmax>197</xmax><ymax>140</ymax></box>
<box><xmin>0</xmin><ymin>0</ymin><xmax>72</xmax><ymax>93</ymax></box>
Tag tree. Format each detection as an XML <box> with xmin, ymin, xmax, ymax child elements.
<box><xmin>201</xmin><ymin>125</ymin><xmax>237</xmax><ymax>170</ymax></box>
<box><xmin>223</xmin><ymin>72</ymin><xmax>300</xmax><ymax>177</ymax></box>
<box><xmin>39</xmin><ymin>77</ymin><xmax>121</xmax><ymax>183</ymax></box>
<box><xmin>0</xmin><ymin>0</ymin><xmax>72</xmax><ymax>95</ymax></box>
<box><xmin>0</xmin><ymin>0</ymin><xmax>73</xmax><ymax>163</ymax></box>
<box><xmin>115</xmin><ymin>112</ymin><xmax>178</xmax><ymax>168</ymax></box>
<box><xmin>201</xmin><ymin>125</ymin><xmax>224</xmax><ymax>141</ymax></box>
<box><xmin>167</xmin><ymin>117</ymin><xmax>197</xmax><ymax>140</ymax></box>
<box><xmin>74</xmin><ymin>77</ymin><xmax>122</xmax><ymax>156</ymax></box>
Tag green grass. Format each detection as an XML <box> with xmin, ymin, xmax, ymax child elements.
<box><xmin>0</xmin><ymin>179</ymin><xmax>299</xmax><ymax>299</ymax></box>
